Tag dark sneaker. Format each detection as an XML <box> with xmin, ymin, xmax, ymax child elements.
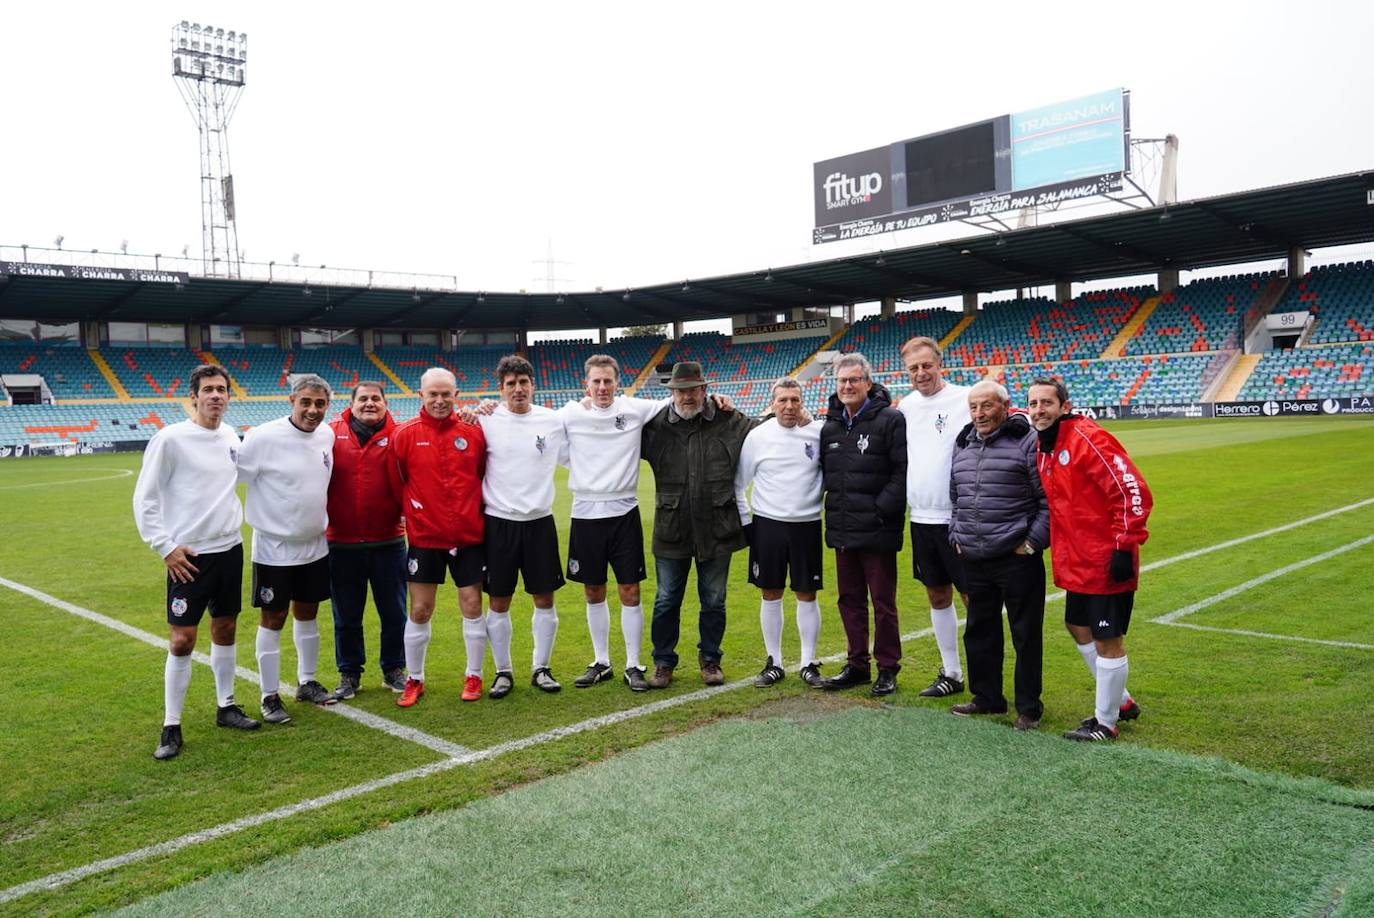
<box><xmin>1065</xmin><ymin>717</ymin><xmax>1118</xmax><ymax>742</ymax></box>
<box><xmin>382</xmin><ymin>668</ymin><xmax>408</xmax><ymax>693</ymax></box>
<box><xmin>799</xmin><ymin>663</ymin><xmax>825</xmax><ymax>688</ymax></box>
<box><xmin>1013</xmin><ymin>713</ymin><xmax>1041</xmax><ymax>731</ymax></box>
<box><xmin>153</xmin><ymin>724</ymin><xmax>183</xmax><ymax>760</ymax></box>
<box><xmin>531</xmin><ymin>667</ymin><xmax>562</xmax><ymax>693</ymax></box>
<box><xmin>216</xmin><ymin>703</ymin><xmax>261</xmax><ymax>730</ymax></box>
<box><xmin>951</xmin><ymin>701</ymin><xmax>1003</xmax><ymax>716</ymax></box>
<box><xmin>919</xmin><ymin>669</ymin><xmax>965</xmax><ymax>698</ymax></box>
<box><xmin>489</xmin><ymin>671</ymin><xmax>514</xmax><ymax>700</ymax></box>
<box><xmin>648</xmin><ymin>665</ymin><xmax>673</xmax><ymax>689</ymax></box>
<box><xmin>330</xmin><ymin>674</ymin><xmax>360</xmax><ymax>702</ymax></box>
<box><xmin>624</xmin><ymin>666</ymin><xmax>650</xmax><ymax>692</ymax></box>
<box><xmin>261</xmin><ymin>693</ymin><xmax>292</xmax><ymax>724</ymax></box>
<box><xmin>1119</xmin><ymin>699</ymin><xmax>1142</xmax><ymax>721</ymax></box>
<box><xmin>822</xmin><ymin>664</ymin><xmax>871</xmax><ymax>691</ymax></box>
<box><xmin>753</xmin><ymin>656</ymin><xmax>785</xmax><ymax>688</ymax></box>
<box><xmin>700</xmin><ymin>659</ymin><xmax>725</xmax><ymax>686</ymax></box>
<box><xmin>574</xmin><ymin>662</ymin><xmax>614</xmax><ymax>688</ymax></box>
<box><xmin>871</xmin><ymin>668</ymin><xmax>898</xmax><ymax>697</ymax></box>
<box><xmin>295</xmin><ymin>680</ymin><xmax>335</xmax><ymax>705</ymax></box>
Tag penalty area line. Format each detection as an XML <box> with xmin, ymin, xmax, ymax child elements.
<box><xmin>0</xmin><ymin>467</ymin><xmax>134</xmax><ymax>489</ymax></box>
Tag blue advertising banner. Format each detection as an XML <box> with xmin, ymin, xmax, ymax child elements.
<box><xmin>1011</xmin><ymin>88</ymin><xmax>1126</xmax><ymax>191</ymax></box>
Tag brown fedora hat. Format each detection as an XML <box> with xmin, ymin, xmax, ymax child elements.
<box><xmin>665</xmin><ymin>361</ymin><xmax>711</xmax><ymax>389</ymax></box>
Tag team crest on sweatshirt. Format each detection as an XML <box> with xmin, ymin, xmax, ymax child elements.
<box><xmin>804</xmin><ymin>442</ymin><xmax>815</xmax><ymax>460</ymax></box>
<box><xmin>857</xmin><ymin>434</ymin><xmax>870</xmax><ymax>454</ymax></box>
<box><xmin>614</xmin><ymin>414</ymin><xmax>627</xmax><ymax>430</ymax></box>
<box><xmin>535</xmin><ymin>435</ymin><xmax>546</xmax><ymax>454</ymax></box>
<box><xmin>229</xmin><ymin>446</ymin><xmax>238</xmax><ymax>463</ymax></box>
<box><xmin>935</xmin><ymin>413</ymin><xmax>948</xmax><ymax>434</ymax></box>
<box><xmin>322</xmin><ymin>450</ymin><xmax>331</xmax><ymax>469</ymax></box>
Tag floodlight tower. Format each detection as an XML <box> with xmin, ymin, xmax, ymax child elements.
<box><xmin>171</xmin><ymin>21</ymin><xmax>247</xmax><ymax>278</ymax></box>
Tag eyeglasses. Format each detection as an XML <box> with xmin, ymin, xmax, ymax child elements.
<box><xmin>836</xmin><ymin>376</ymin><xmax>867</xmax><ymax>387</ymax></box>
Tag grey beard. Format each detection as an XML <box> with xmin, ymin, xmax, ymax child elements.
<box><xmin>673</xmin><ymin>402</ymin><xmax>703</xmax><ymax>420</ymax></box>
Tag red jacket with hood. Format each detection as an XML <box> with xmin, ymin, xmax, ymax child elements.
<box><xmin>388</xmin><ymin>408</ymin><xmax>486</xmax><ymax>549</ymax></box>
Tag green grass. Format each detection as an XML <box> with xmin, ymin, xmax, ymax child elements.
<box><xmin>2</xmin><ymin>416</ymin><xmax>1374</xmax><ymax>914</ymax></box>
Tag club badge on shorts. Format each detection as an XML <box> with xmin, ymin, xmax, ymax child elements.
<box><xmin>259</xmin><ymin>586</ymin><xmax>275</xmax><ymax>604</ymax></box>
<box><xmin>568</xmin><ymin>558</ymin><xmax>580</xmax><ymax>575</ymax></box>
<box><xmin>407</xmin><ymin>558</ymin><xmax>419</xmax><ymax>575</ymax></box>
<box><xmin>170</xmin><ymin>597</ymin><xmax>188</xmax><ymax>617</ymax></box>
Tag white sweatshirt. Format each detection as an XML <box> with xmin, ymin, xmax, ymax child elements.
<box><xmin>557</xmin><ymin>395</ymin><xmax>664</xmax><ymax>520</ymax></box>
<box><xmin>734</xmin><ymin>418</ymin><xmax>824</xmax><ymax>524</ymax></box>
<box><xmin>238</xmin><ymin>416</ymin><xmax>334</xmax><ymax>565</ymax></box>
<box><xmin>133</xmin><ymin>419</ymin><xmax>244</xmax><ymax>559</ymax></box>
<box><xmin>897</xmin><ymin>382</ymin><xmax>970</xmax><ymax>524</ymax></box>
<box><xmin>476</xmin><ymin>404</ymin><xmax>568</xmax><ymax>521</ymax></box>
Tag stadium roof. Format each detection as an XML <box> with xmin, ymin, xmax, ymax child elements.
<box><xmin>3</xmin><ymin>170</ymin><xmax>1373</xmax><ymax>332</ymax></box>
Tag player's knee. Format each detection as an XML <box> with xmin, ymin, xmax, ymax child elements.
<box><xmin>617</xmin><ymin>584</ymin><xmax>640</xmax><ymax>606</ymax></box>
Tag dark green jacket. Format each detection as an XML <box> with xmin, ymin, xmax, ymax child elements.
<box><xmin>641</xmin><ymin>400</ymin><xmax>758</xmax><ymax>560</ymax></box>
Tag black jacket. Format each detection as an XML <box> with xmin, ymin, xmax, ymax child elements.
<box><xmin>948</xmin><ymin>412</ymin><xmax>1051</xmax><ymax>560</ymax></box>
<box><xmin>819</xmin><ymin>383</ymin><xmax>907</xmax><ymax>552</ymax></box>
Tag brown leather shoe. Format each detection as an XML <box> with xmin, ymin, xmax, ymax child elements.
<box><xmin>700</xmin><ymin>659</ymin><xmax>725</xmax><ymax>686</ymax></box>
<box><xmin>648</xmin><ymin>665</ymin><xmax>673</xmax><ymax>689</ymax></box>
<box><xmin>1013</xmin><ymin>713</ymin><xmax>1041</xmax><ymax>731</ymax></box>
<box><xmin>951</xmin><ymin>701</ymin><xmax>1000</xmax><ymax>716</ymax></box>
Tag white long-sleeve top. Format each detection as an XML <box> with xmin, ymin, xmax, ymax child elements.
<box><xmin>237</xmin><ymin>416</ymin><xmax>334</xmax><ymax>565</ymax></box>
<box><xmin>477</xmin><ymin>405</ymin><xmax>568</xmax><ymax>522</ymax></box>
<box><xmin>557</xmin><ymin>395</ymin><xmax>664</xmax><ymax>520</ymax></box>
<box><xmin>734</xmin><ymin>418</ymin><xmax>824</xmax><ymax>524</ymax></box>
<box><xmin>133</xmin><ymin>419</ymin><xmax>244</xmax><ymax>559</ymax></box>
<box><xmin>897</xmin><ymin>382</ymin><xmax>970</xmax><ymax>524</ymax></box>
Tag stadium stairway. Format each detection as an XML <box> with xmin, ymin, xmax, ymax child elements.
<box><xmin>790</xmin><ymin>326</ymin><xmax>848</xmax><ymax>377</ymax></box>
<box><xmin>627</xmin><ymin>339</ymin><xmax>675</xmax><ymax>395</ymax></box>
<box><xmin>1102</xmin><ymin>296</ymin><xmax>1161</xmax><ymax>357</ymax></box>
<box><xmin>938</xmin><ymin>314</ymin><xmax>975</xmax><ymax>350</ymax></box>
<box><xmin>198</xmin><ymin>350</ymin><xmax>248</xmax><ymax>398</ymax></box>
<box><xmin>87</xmin><ymin>349</ymin><xmax>130</xmax><ymax>400</ymax></box>
<box><xmin>1213</xmin><ymin>353</ymin><xmax>1261</xmax><ymax>401</ymax></box>
<box><xmin>367</xmin><ymin>352</ymin><xmax>414</xmax><ymax>395</ymax></box>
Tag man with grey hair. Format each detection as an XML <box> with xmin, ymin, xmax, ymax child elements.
<box><xmin>818</xmin><ymin>352</ymin><xmax>908</xmax><ymax>695</ymax></box>
<box><xmin>948</xmin><ymin>378</ymin><xmax>1050</xmax><ymax>730</ymax></box>
<box><xmin>237</xmin><ymin>373</ymin><xmax>338</xmax><ymax>723</ymax></box>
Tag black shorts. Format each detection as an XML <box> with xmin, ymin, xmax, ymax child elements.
<box><xmin>1065</xmin><ymin>590</ymin><xmax>1134</xmax><ymax>640</ymax></box>
<box><xmin>407</xmin><ymin>545</ymin><xmax>485</xmax><ymax>588</ymax></box>
<box><xmin>166</xmin><ymin>543</ymin><xmax>243</xmax><ymax>626</ymax></box>
<box><xmin>251</xmin><ymin>556</ymin><xmax>332</xmax><ymax>611</ymax></box>
<box><xmin>566</xmin><ymin>508</ymin><xmax>647</xmax><ymax>586</ymax></box>
<box><xmin>747</xmin><ymin>516</ymin><xmax>824</xmax><ymax>593</ymax></box>
<box><xmin>910</xmin><ymin>522</ymin><xmax>966</xmax><ymax>594</ymax></box>
<box><xmin>483</xmin><ymin>514</ymin><xmax>566</xmax><ymax>596</ymax></box>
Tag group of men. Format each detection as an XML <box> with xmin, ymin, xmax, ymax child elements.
<box><xmin>134</xmin><ymin>336</ymin><xmax>1152</xmax><ymax>761</ymax></box>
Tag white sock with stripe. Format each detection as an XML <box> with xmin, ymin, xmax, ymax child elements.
<box><xmin>209</xmin><ymin>642</ymin><xmax>236</xmax><ymax>707</ymax></box>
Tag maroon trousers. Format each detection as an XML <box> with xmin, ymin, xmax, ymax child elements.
<box><xmin>834</xmin><ymin>548</ymin><xmax>901</xmax><ymax>673</ymax></box>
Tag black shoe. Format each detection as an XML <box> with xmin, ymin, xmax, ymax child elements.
<box><xmin>261</xmin><ymin>693</ymin><xmax>292</xmax><ymax>724</ymax></box>
<box><xmin>153</xmin><ymin>724</ymin><xmax>183</xmax><ymax>760</ymax></box>
<box><xmin>871</xmin><ymin>669</ymin><xmax>898</xmax><ymax>696</ymax></box>
<box><xmin>216</xmin><ymin>702</ymin><xmax>261</xmax><ymax>730</ymax></box>
<box><xmin>919</xmin><ymin>668</ymin><xmax>965</xmax><ymax>698</ymax></box>
<box><xmin>295</xmin><ymin>680</ymin><xmax>335</xmax><ymax>705</ymax></box>
<box><xmin>489</xmin><ymin>670</ymin><xmax>514</xmax><ymax>700</ymax></box>
<box><xmin>574</xmin><ymin>661</ymin><xmax>614</xmax><ymax>688</ymax></box>
<box><xmin>1065</xmin><ymin>717</ymin><xmax>1118</xmax><ymax>742</ymax></box>
<box><xmin>821</xmin><ymin>664</ymin><xmax>871</xmax><ymax>691</ymax></box>
<box><xmin>753</xmin><ymin>656</ymin><xmax>785</xmax><ymax>688</ymax></box>
<box><xmin>329</xmin><ymin>674</ymin><xmax>360</xmax><ymax>702</ymax></box>
<box><xmin>382</xmin><ymin>668</ymin><xmax>408</xmax><ymax>693</ymax></box>
<box><xmin>623</xmin><ymin>666</ymin><xmax>650</xmax><ymax>692</ymax></box>
<box><xmin>531</xmin><ymin>667</ymin><xmax>562</xmax><ymax>693</ymax></box>
<box><xmin>799</xmin><ymin>663</ymin><xmax>825</xmax><ymax>688</ymax></box>
<box><xmin>1083</xmin><ymin>700</ymin><xmax>1143</xmax><ymax>728</ymax></box>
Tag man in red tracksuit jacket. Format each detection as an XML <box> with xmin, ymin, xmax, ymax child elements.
<box><xmin>387</xmin><ymin>367</ymin><xmax>486</xmax><ymax>708</ymax></box>
<box><xmin>326</xmin><ymin>382</ymin><xmax>408</xmax><ymax>701</ymax></box>
<box><xmin>1028</xmin><ymin>378</ymin><xmax>1153</xmax><ymax>742</ymax></box>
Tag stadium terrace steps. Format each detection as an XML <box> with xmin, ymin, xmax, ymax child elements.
<box><xmin>366</xmin><ymin>352</ymin><xmax>413</xmax><ymax>395</ymax></box>
<box><xmin>1103</xmin><ymin>296</ymin><xmax>1160</xmax><ymax>358</ymax></box>
<box><xmin>790</xmin><ymin>326</ymin><xmax>848</xmax><ymax>377</ymax></box>
<box><xmin>1235</xmin><ymin>342</ymin><xmax>1373</xmax><ymax>401</ymax></box>
<box><xmin>1213</xmin><ymin>353</ymin><xmax>1261</xmax><ymax>402</ymax></box>
<box><xmin>627</xmin><ymin>339</ymin><xmax>674</xmax><ymax>395</ymax></box>
<box><xmin>197</xmin><ymin>350</ymin><xmax>248</xmax><ymax>398</ymax></box>
<box><xmin>86</xmin><ymin>349</ymin><xmax>130</xmax><ymax>400</ymax></box>
<box><xmin>938</xmin><ymin>314</ymin><xmax>976</xmax><ymax>351</ymax></box>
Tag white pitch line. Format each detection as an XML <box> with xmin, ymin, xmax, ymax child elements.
<box><xmin>1154</xmin><ymin>621</ymin><xmax>1374</xmax><ymax>651</ymax></box>
<box><xmin>0</xmin><ymin>575</ymin><xmax>470</xmax><ymax>759</ymax></box>
<box><xmin>0</xmin><ymin>467</ymin><xmax>134</xmax><ymax>489</ymax></box>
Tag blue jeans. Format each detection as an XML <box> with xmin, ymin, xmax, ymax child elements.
<box><xmin>651</xmin><ymin>553</ymin><xmax>731</xmax><ymax>669</ymax></box>
<box><xmin>328</xmin><ymin>543</ymin><xmax>407</xmax><ymax>676</ymax></box>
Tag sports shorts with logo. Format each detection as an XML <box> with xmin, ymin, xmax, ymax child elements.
<box><xmin>565</xmin><ymin>507</ymin><xmax>646</xmax><ymax>586</ymax></box>
<box><xmin>406</xmin><ymin>544</ymin><xmax>485</xmax><ymax>587</ymax></box>
<box><xmin>484</xmin><ymin>514</ymin><xmax>566</xmax><ymax>596</ymax></box>
<box><xmin>251</xmin><ymin>556</ymin><xmax>332</xmax><ymax>611</ymax></box>
<box><xmin>1064</xmin><ymin>590</ymin><xmax>1134</xmax><ymax>640</ymax></box>
<box><xmin>910</xmin><ymin>521</ymin><xmax>966</xmax><ymax>593</ymax></box>
<box><xmin>166</xmin><ymin>543</ymin><xmax>243</xmax><ymax>625</ymax></box>
<box><xmin>746</xmin><ymin>516</ymin><xmax>823</xmax><ymax>592</ymax></box>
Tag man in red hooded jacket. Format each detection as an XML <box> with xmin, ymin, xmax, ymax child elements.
<box><xmin>326</xmin><ymin>381</ymin><xmax>408</xmax><ymax>701</ymax></box>
<box><xmin>1028</xmin><ymin>378</ymin><xmax>1152</xmax><ymax>742</ymax></box>
<box><xmin>387</xmin><ymin>367</ymin><xmax>487</xmax><ymax>708</ymax></box>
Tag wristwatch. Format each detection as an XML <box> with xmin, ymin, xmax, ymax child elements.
<box><xmin>1020</xmin><ymin>540</ymin><xmax>1035</xmax><ymax>555</ymax></box>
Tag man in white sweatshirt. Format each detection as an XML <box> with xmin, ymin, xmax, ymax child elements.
<box><xmin>237</xmin><ymin>374</ymin><xmax>337</xmax><ymax>724</ymax></box>
<box><xmin>134</xmin><ymin>364</ymin><xmax>260</xmax><ymax>761</ymax></box>
<box><xmin>474</xmin><ymin>354</ymin><xmax>570</xmax><ymax>698</ymax></box>
<box><xmin>896</xmin><ymin>336</ymin><xmax>970</xmax><ymax>699</ymax></box>
<box><xmin>733</xmin><ymin>377</ymin><xmax>826</xmax><ymax>688</ymax></box>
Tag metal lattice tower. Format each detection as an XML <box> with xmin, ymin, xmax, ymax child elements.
<box><xmin>171</xmin><ymin>21</ymin><xmax>247</xmax><ymax>278</ymax></box>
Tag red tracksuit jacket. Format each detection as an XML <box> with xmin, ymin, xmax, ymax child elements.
<box><xmin>326</xmin><ymin>409</ymin><xmax>405</xmax><ymax>545</ymax></box>
<box><xmin>388</xmin><ymin>409</ymin><xmax>486</xmax><ymax>550</ymax></box>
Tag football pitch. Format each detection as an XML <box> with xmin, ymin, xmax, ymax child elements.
<box><xmin>2</xmin><ymin>416</ymin><xmax>1373</xmax><ymax>916</ymax></box>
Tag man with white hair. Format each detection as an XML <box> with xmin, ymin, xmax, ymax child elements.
<box><xmin>237</xmin><ymin>374</ymin><xmax>338</xmax><ymax>725</ymax></box>
<box><xmin>948</xmin><ymin>379</ymin><xmax>1050</xmax><ymax>731</ymax></box>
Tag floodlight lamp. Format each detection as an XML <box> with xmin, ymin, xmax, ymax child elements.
<box><xmin>622</xmin><ymin>291</ymin><xmax>631</xmax><ymax>301</ymax></box>
<box><xmin>191</xmin><ymin>22</ymin><xmax>200</xmax><ymax>30</ymax></box>
<box><xmin>215</xmin><ymin>44</ymin><xmax>223</xmax><ymax>56</ymax></box>
<box><xmin>477</xmin><ymin>292</ymin><xmax>486</xmax><ymax>303</ymax></box>
<box><xmin>240</xmin><ymin>32</ymin><xmax>247</xmax><ymax>42</ymax></box>
<box><xmin>203</xmin><ymin>24</ymin><xmax>212</xmax><ymax>34</ymax></box>
<box><xmin>874</xmin><ymin>255</ymin><xmax>885</xmax><ymax>266</ymax></box>
<box><xmin>55</xmin><ymin>234</ymin><xmax>64</xmax><ymax>248</ymax></box>
<box><xmin>556</xmin><ymin>295</ymin><xmax>565</xmax><ymax>304</ymax></box>
<box><xmin>227</xmin><ymin>31</ymin><xmax>235</xmax><ymax>40</ymax></box>
<box><xmin>180</xmin><ymin>20</ymin><xmax>189</xmax><ymax>28</ymax></box>
<box><xmin>178</xmin><ymin>37</ymin><xmax>187</xmax><ymax>48</ymax></box>
<box><xmin>215</xmin><ymin>28</ymin><xmax>224</xmax><ymax>38</ymax></box>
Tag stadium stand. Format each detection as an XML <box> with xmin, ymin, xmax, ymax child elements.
<box><xmin>529</xmin><ymin>336</ymin><xmax>664</xmax><ymax>390</ymax></box>
<box><xmin>1275</xmin><ymin>261</ymin><xmax>1374</xmax><ymax>345</ymax></box>
<box><xmin>375</xmin><ymin>344</ymin><xmax>510</xmax><ymax>393</ymax></box>
<box><xmin>660</xmin><ymin>332</ymin><xmax>830</xmax><ymax>383</ymax></box>
<box><xmin>103</xmin><ymin>346</ymin><xmax>207</xmax><ymax>398</ymax></box>
<box><xmin>1236</xmin><ymin>343</ymin><xmax>1374</xmax><ymax>400</ymax></box>
<box><xmin>0</xmin><ymin>402</ymin><xmax>178</xmax><ymax>445</ymax></box>
<box><xmin>827</xmin><ymin>309</ymin><xmax>964</xmax><ymax>374</ymax></box>
<box><xmin>945</xmin><ymin>288</ymin><xmax>1150</xmax><ymax>368</ymax></box>
<box><xmin>0</xmin><ymin>343</ymin><xmax>114</xmax><ymax>399</ymax></box>
<box><xmin>1124</xmin><ymin>273</ymin><xmax>1276</xmax><ymax>355</ymax></box>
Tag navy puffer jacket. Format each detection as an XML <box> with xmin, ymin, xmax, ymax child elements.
<box><xmin>948</xmin><ymin>412</ymin><xmax>1050</xmax><ymax>560</ymax></box>
<box><xmin>820</xmin><ymin>383</ymin><xmax>907</xmax><ymax>552</ymax></box>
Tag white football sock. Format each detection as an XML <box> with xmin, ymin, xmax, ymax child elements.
<box><xmin>486</xmin><ymin>609</ymin><xmax>513</xmax><ymax>672</ymax></box>
<box><xmin>531</xmin><ymin>605</ymin><xmax>558</xmax><ymax>669</ymax></box>
<box><xmin>1080</xmin><ymin>640</ymin><xmax>1133</xmax><ymax>705</ymax></box>
<box><xmin>620</xmin><ymin>604</ymin><xmax>644</xmax><ymax>670</ymax></box>
<box><xmin>293</xmin><ymin>618</ymin><xmax>320</xmax><ymax>684</ymax></box>
<box><xmin>164</xmin><ymin>652</ymin><xmax>193</xmax><ymax>726</ymax></box>
<box><xmin>404</xmin><ymin>619</ymin><xmax>431</xmax><ymax>683</ymax></box>
<box><xmin>209</xmin><ymin>642</ymin><xmax>237</xmax><ymax>708</ymax></box>
<box><xmin>796</xmin><ymin>599</ymin><xmax>821</xmax><ymax>665</ymax></box>
<box><xmin>256</xmin><ymin>626</ymin><xmax>282</xmax><ymax>699</ymax></box>
<box><xmin>586</xmin><ymin>601</ymin><xmax>611</xmax><ymax>665</ymax></box>
<box><xmin>462</xmin><ymin>616</ymin><xmax>486</xmax><ymax>677</ymax></box>
<box><xmin>931</xmin><ymin>605</ymin><xmax>963</xmax><ymax>678</ymax></box>
<box><xmin>1096</xmin><ymin>655</ymin><xmax>1129</xmax><ymax>729</ymax></box>
<box><xmin>760</xmin><ymin>598</ymin><xmax>784</xmax><ymax>664</ymax></box>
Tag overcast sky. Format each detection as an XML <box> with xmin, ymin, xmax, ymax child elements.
<box><xmin>3</xmin><ymin>0</ymin><xmax>1372</xmax><ymax>323</ymax></box>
